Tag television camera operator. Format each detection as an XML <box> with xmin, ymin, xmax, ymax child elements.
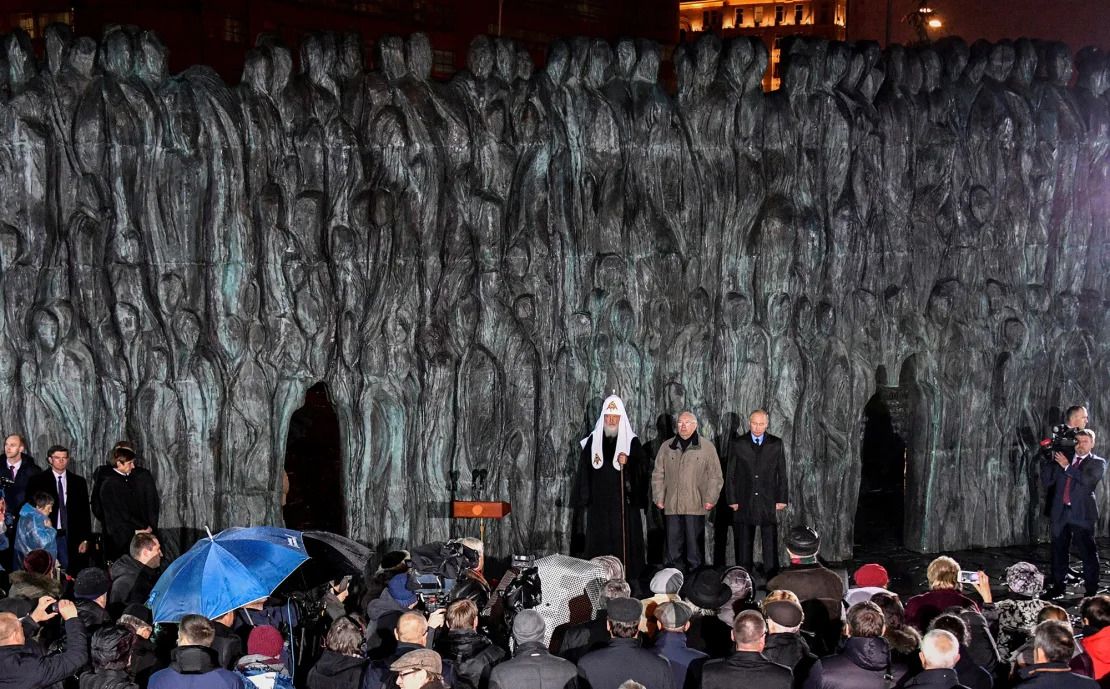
<box><xmin>1041</xmin><ymin>427</ymin><xmax>1106</xmax><ymax>599</ymax></box>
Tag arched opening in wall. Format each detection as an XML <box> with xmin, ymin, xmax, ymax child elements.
<box><xmin>854</xmin><ymin>368</ymin><xmax>909</xmax><ymax>549</ymax></box>
<box><xmin>283</xmin><ymin>382</ymin><xmax>346</xmax><ymax>535</ymax></box>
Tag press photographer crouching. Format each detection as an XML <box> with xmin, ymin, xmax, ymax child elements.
<box><xmin>0</xmin><ymin>596</ymin><xmax>86</xmax><ymax>689</ymax></box>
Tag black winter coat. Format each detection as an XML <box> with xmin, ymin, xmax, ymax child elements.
<box><xmin>108</xmin><ymin>556</ymin><xmax>162</xmax><ymax>619</ymax></box>
<box><xmin>803</xmin><ymin>637</ymin><xmax>908</xmax><ymax>689</ymax></box>
<box><xmin>553</xmin><ymin>612</ymin><xmax>610</xmax><ymax>663</ymax></box>
<box><xmin>441</xmin><ymin>629</ymin><xmax>506</xmax><ymax>689</ymax></box>
<box><xmin>306</xmin><ymin>650</ymin><xmax>367</xmax><ymax>689</ymax></box>
<box><xmin>0</xmin><ymin>618</ymin><xmax>88</xmax><ymax>689</ymax></box>
<box><xmin>78</xmin><ymin>668</ymin><xmax>139</xmax><ymax>689</ymax></box>
<box><xmin>488</xmin><ymin>642</ymin><xmax>578</xmax><ymax>689</ymax></box>
<box><xmin>725</xmin><ymin>432</ymin><xmax>788</xmax><ymax>524</ymax></box>
<box><xmin>577</xmin><ymin>638</ymin><xmax>675</xmax><ymax>689</ymax></box>
<box><xmin>75</xmin><ymin>599</ymin><xmax>112</xmax><ymax>633</ymax></box>
<box><xmin>698</xmin><ymin>650</ymin><xmax>793</xmax><ymax>689</ymax></box>
<box><xmin>210</xmin><ymin>620</ymin><xmax>244</xmax><ymax>670</ymax></box>
<box><xmin>1014</xmin><ymin>662</ymin><xmax>1099</xmax><ymax>688</ymax></box>
<box><xmin>900</xmin><ymin>668</ymin><xmax>972</xmax><ymax>689</ymax></box>
<box><xmin>94</xmin><ymin>467</ymin><xmax>159</xmax><ymax>561</ymax></box>
<box><xmin>763</xmin><ymin>632</ymin><xmax>818</xmax><ymax>689</ymax></box>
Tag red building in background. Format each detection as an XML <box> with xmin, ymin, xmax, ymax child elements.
<box><xmin>0</xmin><ymin>0</ymin><xmax>679</xmax><ymax>82</ymax></box>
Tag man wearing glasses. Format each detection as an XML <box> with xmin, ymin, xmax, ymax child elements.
<box><xmin>389</xmin><ymin>648</ymin><xmax>447</xmax><ymax>689</ymax></box>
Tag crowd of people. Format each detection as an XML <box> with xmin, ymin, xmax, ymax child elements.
<box><xmin>1</xmin><ymin>515</ymin><xmax>1109</xmax><ymax>689</ymax></box>
<box><xmin>0</xmin><ymin>395</ymin><xmax>1107</xmax><ymax>689</ymax></box>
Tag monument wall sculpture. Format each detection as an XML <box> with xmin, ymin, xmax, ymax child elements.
<box><xmin>1</xmin><ymin>23</ymin><xmax>1108</xmax><ymax>560</ymax></box>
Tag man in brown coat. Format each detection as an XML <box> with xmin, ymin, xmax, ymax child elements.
<box><xmin>651</xmin><ymin>411</ymin><xmax>723</xmax><ymax>571</ymax></box>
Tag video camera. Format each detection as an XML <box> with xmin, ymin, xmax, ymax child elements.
<box><xmin>405</xmin><ymin>540</ymin><xmax>480</xmax><ymax>610</ymax></box>
<box><xmin>483</xmin><ymin>553</ymin><xmax>541</xmax><ymax>628</ymax></box>
<box><xmin>1040</xmin><ymin>424</ymin><xmax>1079</xmax><ymax>458</ymax></box>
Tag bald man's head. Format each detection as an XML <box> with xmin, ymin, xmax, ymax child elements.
<box><xmin>0</xmin><ymin>612</ymin><xmax>24</xmax><ymax>647</ymax></box>
<box><xmin>396</xmin><ymin>611</ymin><xmax>429</xmax><ymax>644</ymax></box>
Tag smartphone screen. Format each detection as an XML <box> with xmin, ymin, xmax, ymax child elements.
<box><xmin>958</xmin><ymin>570</ymin><xmax>979</xmax><ymax>584</ymax></box>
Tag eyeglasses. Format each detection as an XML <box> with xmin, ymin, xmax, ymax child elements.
<box><xmin>397</xmin><ymin>669</ymin><xmax>422</xmax><ymax>679</ymax></box>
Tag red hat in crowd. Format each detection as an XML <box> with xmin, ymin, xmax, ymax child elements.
<box><xmin>248</xmin><ymin>625</ymin><xmax>285</xmax><ymax>664</ymax></box>
<box><xmin>853</xmin><ymin>563</ymin><xmax>889</xmax><ymax>588</ymax></box>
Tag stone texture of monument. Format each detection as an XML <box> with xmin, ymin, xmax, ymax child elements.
<box><xmin>0</xmin><ymin>23</ymin><xmax>1107</xmax><ymax>560</ymax></box>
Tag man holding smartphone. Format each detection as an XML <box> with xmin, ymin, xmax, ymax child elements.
<box><xmin>1042</xmin><ymin>429</ymin><xmax>1106</xmax><ymax>598</ymax></box>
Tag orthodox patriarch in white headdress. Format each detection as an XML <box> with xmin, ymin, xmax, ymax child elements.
<box><xmin>573</xmin><ymin>395</ymin><xmax>647</xmax><ymax>579</ymax></box>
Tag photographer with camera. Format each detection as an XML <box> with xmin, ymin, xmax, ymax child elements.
<box><xmin>1041</xmin><ymin>428</ymin><xmax>1106</xmax><ymax>598</ymax></box>
<box><xmin>0</xmin><ymin>595</ymin><xmax>86</xmax><ymax>689</ymax></box>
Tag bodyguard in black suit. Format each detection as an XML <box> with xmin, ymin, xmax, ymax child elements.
<box><xmin>1</xmin><ymin>433</ymin><xmax>39</xmax><ymax>569</ymax></box>
<box><xmin>27</xmin><ymin>445</ymin><xmax>91</xmax><ymax>571</ymax></box>
<box><xmin>1041</xmin><ymin>428</ymin><xmax>1106</xmax><ymax>597</ymax></box>
<box><xmin>725</xmin><ymin>409</ymin><xmax>789</xmax><ymax>575</ymax></box>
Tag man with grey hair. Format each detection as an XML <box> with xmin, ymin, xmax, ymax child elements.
<box><xmin>652</xmin><ymin>411</ymin><xmax>723</xmax><ymax>571</ymax></box>
<box><xmin>900</xmin><ymin>629</ymin><xmax>971</xmax><ymax>689</ymax></box>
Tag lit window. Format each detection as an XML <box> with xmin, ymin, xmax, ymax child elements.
<box><xmin>735</xmin><ymin>7</ymin><xmax>744</xmax><ymax>25</ymax></box>
<box><xmin>795</xmin><ymin>4</ymin><xmax>804</xmax><ymax>23</ymax></box>
<box><xmin>754</xmin><ymin>6</ymin><xmax>764</xmax><ymax>25</ymax></box>
<box><xmin>433</xmin><ymin>49</ymin><xmax>455</xmax><ymax>75</ymax></box>
<box><xmin>12</xmin><ymin>13</ymin><xmax>35</xmax><ymax>38</ymax></box>
<box><xmin>41</xmin><ymin>12</ymin><xmax>73</xmax><ymax>29</ymax></box>
<box><xmin>224</xmin><ymin>16</ymin><xmax>244</xmax><ymax>44</ymax></box>
<box><xmin>775</xmin><ymin>5</ymin><xmax>785</xmax><ymax>24</ymax></box>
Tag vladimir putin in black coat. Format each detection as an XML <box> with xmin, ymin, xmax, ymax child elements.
<box><xmin>726</xmin><ymin>409</ymin><xmax>789</xmax><ymax>575</ymax></box>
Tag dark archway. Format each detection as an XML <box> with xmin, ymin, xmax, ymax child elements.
<box><xmin>283</xmin><ymin>382</ymin><xmax>346</xmax><ymax>535</ymax></box>
<box><xmin>854</xmin><ymin>378</ymin><xmax>909</xmax><ymax>549</ymax></box>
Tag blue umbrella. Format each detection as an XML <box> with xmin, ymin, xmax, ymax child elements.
<box><xmin>147</xmin><ymin>526</ymin><xmax>310</xmax><ymax>623</ymax></box>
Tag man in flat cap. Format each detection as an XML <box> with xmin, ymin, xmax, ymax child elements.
<box><xmin>652</xmin><ymin>601</ymin><xmax>706</xmax><ymax>689</ymax></box>
<box><xmin>390</xmin><ymin>648</ymin><xmax>446</xmax><ymax>689</ymax></box>
<box><xmin>761</xmin><ymin>595</ymin><xmax>817</xmax><ymax>688</ymax></box>
<box><xmin>577</xmin><ymin>597</ymin><xmax>675</xmax><ymax>689</ymax></box>
<box><xmin>575</xmin><ymin>395</ymin><xmax>648</xmax><ymax>579</ymax></box>
<box><xmin>766</xmin><ymin>526</ymin><xmax>846</xmax><ymax>655</ymax></box>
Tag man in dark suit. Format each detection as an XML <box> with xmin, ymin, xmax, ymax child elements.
<box><xmin>26</xmin><ymin>445</ymin><xmax>91</xmax><ymax>571</ymax></box>
<box><xmin>1041</xmin><ymin>428</ymin><xmax>1106</xmax><ymax>598</ymax></box>
<box><xmin>725</xmin><ymin>409</ymin><xmax>789</xmax><ymax>575</ymax></box>
<box><xmin>0</xmin><ymin>434</ymin><xmax>39</xmax><ymax>569</ymax></box>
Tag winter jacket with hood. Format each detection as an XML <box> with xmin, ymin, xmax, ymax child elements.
<box><xmin>440</xmin><ymin>628</ymin><xmax>506</xmax><ymax>689</ymax></box>
<box><xmin>306</xmin><ymin>650</ymin><xmax>367</xmax><ymax>689</ymax></box>
<box><xmin>803</xmin><ymin>637</ymin><xmax>909</xmax><ymax>689</ymax></box>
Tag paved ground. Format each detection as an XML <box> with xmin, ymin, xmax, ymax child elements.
<box><xmin>843</xmin><ymin>485</ymin><xmax>1108</xmax><ymax>613</ymax></box>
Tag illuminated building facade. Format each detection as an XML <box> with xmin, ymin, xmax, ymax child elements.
<box><xmin>679</xmin><ymin>0</ymin><xmax>847</xmax><ymax>89</ymax></box>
